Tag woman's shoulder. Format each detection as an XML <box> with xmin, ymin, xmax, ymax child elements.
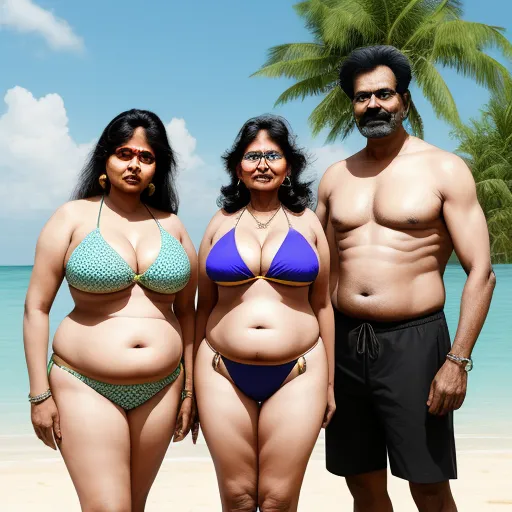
<box><xmin>285</xmin><ymin>206</ymin><xmax>323</xmax><ymax>238</ymax></box>
<box><xmin>50</xmin><ymin>197</ymin><xmax>102</xmax><ymax>224</ymax></box>
<box><xmin>210</xmin><ymin>207</ymin><xmax>243</xmax><ymax>225</ymax></box>
<box><xmin>285</xmin><ymin>206</ymin><xmax>320</xmax><ymax>224</ymax></box>
<box><xmin>200</xmin><ymin>208</ymin><xmax>242</xmax><ymax>241</ymax></box>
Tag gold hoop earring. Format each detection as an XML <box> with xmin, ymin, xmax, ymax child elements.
<box><xmin>99</xmin><ymin>174</ymin><xmax>107</xmax><ymax>189</ymax></box>
<box><xmin>237</xmin><ymin>179</ymin><xmax>241</xmax><ymax>186</ymax></box>
<box><xmin>281</xmin><ymin>176</ymin><xmax>292</xmax><ymax>187</ymax></box>
<box><xmin>147</xmin><ymin>183</ymin><xmax>155</xmax><ymax>196</ymax></box>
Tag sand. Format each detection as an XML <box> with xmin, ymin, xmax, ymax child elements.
<box><xmin>1</xmin><ymin>434</ymin><xmax>511</xmax><ymax>511</ymax></box>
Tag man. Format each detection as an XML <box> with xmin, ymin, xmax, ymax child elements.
<box><xmin>316</xmin><ymin>45</ymin><xmax>495</xmax><ymax>512</ymax></box>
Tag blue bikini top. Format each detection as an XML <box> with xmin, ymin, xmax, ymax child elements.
<box><xmin>205</xmin><ymin>208</ymin><xmax>319</xmax><ymax>287</ymax></box>
<box><xmin>65</xmin><ymin>197</ymin><xmax>191</xmax><ymax>294</ymax></box>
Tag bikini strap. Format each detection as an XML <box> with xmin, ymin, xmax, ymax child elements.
<box><xmin>143</xmin><ymin>203</ymin><xmax>162</xmax><ymax>228</ymax></box>
<box><xmin>97</xmin><ymin>196</ymin><xmax>105</xmax><ymax>228</ymax></box>
<box><xmin>282</xmin><ymin>206</ymin><xmax>292</xmax><ymax>228</ymax></box>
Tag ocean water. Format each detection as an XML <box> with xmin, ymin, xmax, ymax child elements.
<box><xmin>1</xmin><ymin>265</ymin><xmax>511</xmax><ymax>445</ymax></box>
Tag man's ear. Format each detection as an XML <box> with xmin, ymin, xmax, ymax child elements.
<box><xmin>402</xmin><ymin>90</ymin><xmax>411</xmax><ymax>119</ymax></box>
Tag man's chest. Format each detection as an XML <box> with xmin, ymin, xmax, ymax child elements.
<box><xmin>329</xmin><ymin>169</ymin><xmax>443</xmax><ymax>232</ymax></box>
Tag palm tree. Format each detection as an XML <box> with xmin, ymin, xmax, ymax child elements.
<box><xmin>252</xmin><ymin>0</ymin><xmax>512</xmax><ymax>141</ymax></box>
<box><xmin>454</xmin><ymin>88</ymin><xmax>512</xmax><ymax>263</ymax></box>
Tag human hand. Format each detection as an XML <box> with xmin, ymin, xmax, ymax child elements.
<box><xmin>31</xmin><ymin>396</ymin><xmax>61</xmax><ymax>450</ymax></box>
<box><xmin>173</xmin><ymin>394</ymin><xmax>195</xmax><ymax>443</ymax></box>
<box><xmin>322</xmin><ymin>386</ymin><xmax>336</xmax><ymax>428</ymax></box>
<box><xmin>427</xmin><ymin>360</ymin><xmax>467</xmax><ymax>416</ymax></box>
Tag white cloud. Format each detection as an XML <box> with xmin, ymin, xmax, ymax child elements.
<box><xmin>0</xmin><ymin>86</ymin><xmax>92</xmax><ymax>212</ymax></box>
<box><xmin>168</xmin><ymin>118</ymin><xmax>224</xmax><ymax>240</ymax></box>
<box><xmin>166</xmin><ymin>118</ymin><xmax>204</xmax><ymax>171</ymax></box>
<box><xmin>0</xmin><ymin>86</ymin><xmax>223</xmax><ymax>243</ymax></box>
<box><xmin>0</xmin><ymin>0</ymin><xmax>83</xmax><ymax>52</ymax></box>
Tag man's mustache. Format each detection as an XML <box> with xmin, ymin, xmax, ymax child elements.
<box><xmin>359</xmin><ymin>109</ymin><xmax>392</xmax><ymax>126</ymax></box>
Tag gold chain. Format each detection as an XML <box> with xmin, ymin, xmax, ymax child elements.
<box><xmin>246</xmin><ymin>205</ymin><xmax>281</xmax><ymax>229</ymax></box>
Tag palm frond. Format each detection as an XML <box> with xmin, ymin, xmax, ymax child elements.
<box><xmin>406</xmin><ymin>99</ymin><xmax>424</xmax><ymax>138</ymax></box>
<box><xmin>476</xmin><ymin>179</ymin><xmax>512</xmax><ymax>212</ymax></box>
<box><xmin>251</xmin><ymin>55</ymin><xmax>340</xmax><ymax>80</ymax></box>
<box><xmin>308</xmin><ymin>87</ymin><xmax>354</xmax><ymax>137</ymax></box>
<box><xmin>412</xmin><ymin>57</ymin><xmax>460</xmax><ymax>126</ymax></box>
<box><xmin>274</xmin><ymin>73</ymin><xmax>339</xmax><ymax>105</ymax></box>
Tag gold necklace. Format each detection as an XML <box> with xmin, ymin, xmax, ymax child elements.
<box><xmin>246</xmin><ymin>204</ymin><xmax>281</xmax><ymax>229</ymax></box>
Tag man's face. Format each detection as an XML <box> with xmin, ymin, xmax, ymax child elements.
<box><xmin>352</xmin><ymin>65</ymin><xmax>408</xmax><ymax>139</ymax></box>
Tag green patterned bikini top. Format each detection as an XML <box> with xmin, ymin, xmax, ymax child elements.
<box><xmin>65</xmin><ymin>197</ymin><xmax>191</xmax><ymax>294</ymax></box>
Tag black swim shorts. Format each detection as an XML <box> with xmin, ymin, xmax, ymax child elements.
<box><xmin>326</xmin><ymin>309</ymin><xmax>457</xmax><ymax>484</ymax></box>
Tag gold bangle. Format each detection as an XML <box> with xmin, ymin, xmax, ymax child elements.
<box><xmin>181</xmin><ymin>389</ymin><xmax>194</xmax><ymax>401</ymax></box>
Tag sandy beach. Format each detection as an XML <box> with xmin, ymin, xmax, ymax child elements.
<box><xmin>1</xmin><ymin>433</ymin><xmax>511</xmax><ymax>511</ymax></box>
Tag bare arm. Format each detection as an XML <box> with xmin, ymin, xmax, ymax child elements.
<box><xmin>309</xmin><ymin>213</ymin><xmax>336</xmax><ymax>427</ymax></box>
<box><xmin>316</xmin><ymin>166</ymin><xmax>340</xmax><ymax>299</ymax></box>
<box><xmin>172</xmin><ymin>219</ymin><xmax>198</xmax><ymax>394</ymax></box>
<box><xmin>24</xmin><ymin>203</ymin><xmax>75</xmax><ymax>448</ymax></box>
<box><xmin>442</xmin><ymin>157</ymin><xmax>496</xmax><ymax>359</ymax></box>
<box><xmin>428</xmin><ymin>156</ymin><xmax>496</xmax><ymax>416</ymax></box>
<box><xmin>171</xmin><ymin>218</ymin><xmax>198</xmax><ymax>442</ymax></box>
<box><xmin>315</xmin><ymin>168</ymin><xmax>332</xmax><ymax>231</ymax></box>
<box><xmin>194</xmin><ymin>213</ymin><xmax>223</xmax><ymax>358</ymax></box>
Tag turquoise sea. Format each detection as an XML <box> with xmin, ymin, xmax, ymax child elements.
<box><xmin>1</xmin><ymin>265</ymin><xmax>511</xmax><ymax>448</ymax></box>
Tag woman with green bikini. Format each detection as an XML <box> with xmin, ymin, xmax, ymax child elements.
<box><xmin>23</xmin><ymin>109</ymin><xmax>197</xmax><ymax>511</ymax></box>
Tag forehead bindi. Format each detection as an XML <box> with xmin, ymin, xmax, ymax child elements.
<box><xmin>353</xmin><ymin>65</ymin><xmax>397</xmax><ymax>95</ymax></box>
<box><xmin>245</xmin><ymin>130</ymin><xmax>282</xmax><ymax>153</ymax></box>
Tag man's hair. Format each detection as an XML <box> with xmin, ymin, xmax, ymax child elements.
<box><xmin>339</xmin><ymin>45</ymin><xmax>412</xmax><ymax>99</ymax></box>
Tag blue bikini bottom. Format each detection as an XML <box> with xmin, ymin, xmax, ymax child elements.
<box><xmin>210</xmin><ymin>344</ymin><xmax>311</xmax><ymax>403</ymax></box>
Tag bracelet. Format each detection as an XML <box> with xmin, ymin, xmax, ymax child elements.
<box><xmin>446</xmin><ymin>353</ymin><xmax>473</xmax><ymax>372</ymax></box>
<box><xmin>181</xmin><ymin>389</ymin><xmax>194</xmax><ymax>401</ymax></box>
<box><xmin>28</xmin><ymin>388</ymin><xmax>52</xmax><ymax>404</ymax></box>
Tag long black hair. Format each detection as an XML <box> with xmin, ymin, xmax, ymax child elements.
<box><xmin>72</xmin><ymin>109</ymin><xmax>179</xmax><ymax>213</ymax></box>
<box><xmin>218</xmin><ymin>115</ymin><xmax>313</xmax><ymax>214</ymax></box>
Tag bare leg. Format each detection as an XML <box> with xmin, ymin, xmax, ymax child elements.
<box><xmin>345</xmin><ymin>470</ymin><xmax>393</xmax><ymax>512</ymax></box>
<box><xmin>127</xmin><ymin>370</ymin><xmax>184</xmax><ymax>512</ymax></box>
<box><xmin>49</xmin><ymin>365</ymin><xmax>131</xmax><ymax>512</ymax></box>
<box><xmin>258</xmin><ymin>341</ymin><xmax>327</xmax><ymax>512</ymax></box>
<box><xmin>409</xmin><ymin>481</ymin><xmax>457</xmax><ymax>512</ymax></box>
<box><xmin>195</xmin><ymin>340</ymin><xmax>259</xmax><ymax>512</ymax></box>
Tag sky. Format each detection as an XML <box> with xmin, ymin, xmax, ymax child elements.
<box><xmin>0</xmin><ymin>0</ymin><xmax>510</xmax><ymax>264</ymax></box>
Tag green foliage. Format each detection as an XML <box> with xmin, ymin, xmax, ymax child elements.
<box><xmin>252</xmin><ymin>0</ymin><xmax>512</xmax><ymax>140</ymax></box>
<box><xmin>454</xmin><ymin>88</ymin><xmax>512</xmax><ymax>263</ymax></box>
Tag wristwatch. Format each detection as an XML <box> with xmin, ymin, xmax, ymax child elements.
<box><xmin>446</xmin><ymin>353</ymin><xmax>473</xmax><ymax>372</ymax></box>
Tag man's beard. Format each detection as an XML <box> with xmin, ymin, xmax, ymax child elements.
<box><xmin>356</xmin><ymin>109</ymin><xmax>401</xmax><ymax>139</ymax></box>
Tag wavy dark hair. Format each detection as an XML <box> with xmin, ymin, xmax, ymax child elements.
<box><xmin>339</xmin><ymin>45</ymin><xmax>412</xmax><ymax>99</ymax></box>
<box><xmin>218</xmin><ymin>115</ymin><xmax>313</xmax><ymax>214</ymax></box>
<box><xmin>72</xmin><ymin>109</ymin><xmax>179</xmax><ymax>213</ymax></box>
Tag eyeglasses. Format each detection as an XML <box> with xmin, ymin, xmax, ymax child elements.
<box><xmin>353</xmin><ymin>88</ymin><xmax>397</xmax><ymax>105</ymax></box>
<box><xmin>114</xmin><ymin>147</ymin><xmax>156</xmax><ymax>165</ymax></box>
<box><xmin>242</xmin><ymin>150</ymin><xmax>284</xmax><ymax>164</ymax></box>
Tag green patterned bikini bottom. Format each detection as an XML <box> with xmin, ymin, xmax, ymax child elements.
<box><xmin>48</xmin><ymin>355</ymin><xmax>181</xmax><ymax>410</ymax></box>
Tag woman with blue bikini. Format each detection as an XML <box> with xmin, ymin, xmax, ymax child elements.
<box><xmin>23</xmin><ymin>109</ymin><xmax>197</xmax><ymax>511</ymax></box>
<box><xmin>195</xmin><ymin>115</ymin><xmax>335</xmax><ymax>512</ymax></box>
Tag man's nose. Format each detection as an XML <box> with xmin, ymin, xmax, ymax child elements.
<box><xmin>367</xmin><ymin>93</ymin><xmax>379</xmax><ymax>109</ymax></box>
